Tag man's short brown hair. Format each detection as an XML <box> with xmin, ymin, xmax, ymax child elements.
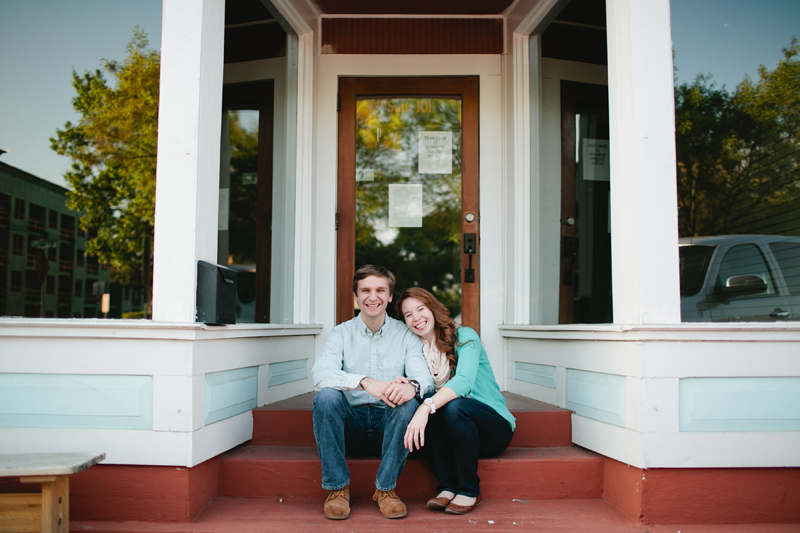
<box><xmin>352</xmin><ymin>264</ymin><xmax>396</xmax><ymax>294</ymax></box>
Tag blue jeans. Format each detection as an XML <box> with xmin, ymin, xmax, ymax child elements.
<box><xmin>424</xmin><ymin>397</ymin><xmax>513</xmax><ymax>497</ymax></box>
<box><xmin>312</xmin><ymin>388</ymin><xmax>416</xmax><ymax>491</ymax></box>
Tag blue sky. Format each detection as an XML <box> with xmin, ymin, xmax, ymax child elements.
<box><xmin>0</xmin><ymin>0</ymin><xmax>798</xmax><ymax>187</ymax></box>
<box><xmin>0</xmin><ymin>1</ymin><xmax>162</xmax><ymax>187</ymax></box>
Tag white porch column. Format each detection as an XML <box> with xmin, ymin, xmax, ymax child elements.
<box><xmin>152</xmin><ymin>0</ymin><xmax>225</xmax><ymax>323</ymax></box>
<box><xmin>606</xmin><ymin>0</ymin><xmax>681</xmax><ymax>325</ymax></box>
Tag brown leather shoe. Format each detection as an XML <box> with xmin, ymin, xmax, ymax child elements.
<box><xmin>323</xmin><ymin>485</ymin><xmax>350</xmax><ymax>520</ymax></box>
<box><xmin>372</xmin><ymin>488</ymin><xmax>408</xmax><ymax>519</ymax></box>
<box><xmin>445</xmin><ymin>494</ymin><xmax>482</xmax><ymax>515</ymax></box>
<box><xmin>426</xmin><ymin>495</ymin><xmax>453</xmax><ymax>510</ymax></box>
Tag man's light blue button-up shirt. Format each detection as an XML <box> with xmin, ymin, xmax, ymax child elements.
<box><xmin>312</xmin><ymin>314</ymin><xmax>434</xmax><ymax>408</ymax></box>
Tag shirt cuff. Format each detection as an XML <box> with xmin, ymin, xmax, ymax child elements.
<box><xmin>348</xmin><ymin>374</ymin><xmax>367</xmax><ymax>390</ymax></box>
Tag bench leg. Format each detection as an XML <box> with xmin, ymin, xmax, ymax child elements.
<box><xmin>40</xmin><ymin>476</ymin><xmax>68</xmax><ymax>533</ymax></box>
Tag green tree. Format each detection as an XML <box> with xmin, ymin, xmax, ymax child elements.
<box><xmin>50</xmin><ymin>29</ymin><xmax>159</xmax><ymax>284</ymax></box>
<box><xmin>676</xmin><ymin>38</ymin><xmax>800</xmax><ymax>237</ymax></box>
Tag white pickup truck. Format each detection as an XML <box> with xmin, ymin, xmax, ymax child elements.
<box><xmin>679</xmin><ymin>235</ymin><xmax>800</xmax><ymax>322</ymax></box>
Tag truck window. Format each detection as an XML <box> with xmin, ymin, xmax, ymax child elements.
<box><xmin>769</xmin><ymin>242</ymin><xmax>800</xmax><ymax>295</ymax></box>
<box><xmin>679</xmin><ymin>245</ymin><xmax>715</xmax><ymax>296</ymax></box>
<box><xmin>715</xmin><ymin>244</ymin><xmax>776</xmax><ymax>297</ymax></box>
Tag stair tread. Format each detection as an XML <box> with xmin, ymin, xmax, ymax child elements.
<box><xmin>71</xmin><ymin>497</ymin><xmax>800</xmax><ymax>533</ymax></box>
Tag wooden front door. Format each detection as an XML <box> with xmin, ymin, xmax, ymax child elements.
<box><xmin>336</xmin><ymin>77</ymin><xmax>480</xmax><ymax>332</ymax></box>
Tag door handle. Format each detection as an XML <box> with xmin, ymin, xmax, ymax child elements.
<box><xmin>464</xmin><ymin>233</ymin><xmax>476</xmax><ymax>283</ymax></box>
<box><xmin>770</xmin><ymin>309</ymin><xmax>790</xmax><ymax>318</ymax></box>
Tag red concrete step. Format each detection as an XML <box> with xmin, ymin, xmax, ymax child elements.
<box><xmin>70</xmin><ymin>497</ymin><xmax>800</xmax><ymax>533</ymax></box>
<box><xmin>251</xmin><ymin>392</ymin><xmax>572</xmax><ymax>448</ymax></box>
<box><xmin>219</xmin><ymin>445</ymin><xmax>602</xmax><ymax>501</ymax></box>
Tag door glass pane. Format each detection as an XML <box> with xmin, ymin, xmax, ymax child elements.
<box><xmin>572</xmin><ymin>99</ymin><xmax>612</xmax><ymax>323</ymax></box>
<box><xmin>355</xmin><ymin>98</ymin><xmax>462</xmax><ymax>320</ymax></box>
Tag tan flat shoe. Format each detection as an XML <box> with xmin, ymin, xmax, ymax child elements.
<box><xmin>427</xmin><ymin>495</ymin><xmax>453</xmax><ymax>510</ymax></box>
<box><xmin>445</xmin><ymin>494</ymin><xmax>482</xmax><ymax>515</ymax></box>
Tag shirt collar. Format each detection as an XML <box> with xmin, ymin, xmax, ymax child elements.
<box><xmin>355</xmin><ymin>313</ymin><xmax>389</xmax><ymax>337</ymax></box>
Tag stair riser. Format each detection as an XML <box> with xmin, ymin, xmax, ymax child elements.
<box><xmin>220</xmin><ymin>457</ymin><xmax>602</xmax><ymax>500</ymax></box>
<box><xmin>251</xmin><ymin>410</ymin><xmax>572</xmax><ymax>448</ymax></box>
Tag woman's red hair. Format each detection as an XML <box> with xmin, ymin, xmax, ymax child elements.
<box><xmin>397</xmin><ymin>287</ymin><xmax>459</xmax><ymax>376</ymax></box>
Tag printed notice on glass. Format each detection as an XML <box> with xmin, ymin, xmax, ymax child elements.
<box><xmin>389</xmin><ymin>184</ymin><xmax>423</xmax><ymax>227</ymax></box>
<box><xmin>419</xmin><ymin>131</ymin><xmax>452</xmax><ymax>174</ymax></box>
<box><xmin>582</xmin><ymin>139</ymin><xmax>610</xmax><ymax>181</ymax></box>
<box><xmin>356</xmin><ymin>168</ymin><xmax>375</xmax><ymax>182</ymax></box>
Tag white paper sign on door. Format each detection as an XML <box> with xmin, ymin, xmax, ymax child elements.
<box><xmin>419</xmin><ymin>131</ymin><xmax>452</xmax><ymax>174</ymax></box>
<box><xmin>582</xmin><ymin>139</ymin><xmax>610</xmax><ymax>181</ymax></box>
<box><xmin>388</xmin><ymin>184</ymin><xmax>423</xmax><ymax>227</ymax></box>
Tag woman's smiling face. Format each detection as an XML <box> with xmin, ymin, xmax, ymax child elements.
<box><xmin>401</xmin><ymin>296</ymin><xmax>435</xmax><ymax>342</ymax></box>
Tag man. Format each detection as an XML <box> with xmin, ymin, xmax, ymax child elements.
<box><xmin>311</xmin><ymin>264</ymin><xmax>434</xmax><ymax>520</ymax></box>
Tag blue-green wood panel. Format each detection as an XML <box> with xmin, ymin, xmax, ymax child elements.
<box><xmin>204</xmin><ymin>367</ymin><xmax>258</xmax><ymax>425</ymax></box>
<box><xmin>0</xmin><ymin>373</ymin><xmax>153</xmax><ymax>429</ymax></box>
<box><xmin>680</xmin><ymin>377</ymin><xmax>800</xmax><ymax>432</ymax></box>
<box><xmin>566</xmin><ymin>369</ymin><xmax>627</xmax><ymax>427</ymax></box>
<box><xmin>514</xmin><ymin>362</ymin><xmax>557</xmax><ymax>389</ymax></box>
<box><xmin>267</xmin><ymin>359</ymin><xmax>308</xmax><ymax>387</ymax></box>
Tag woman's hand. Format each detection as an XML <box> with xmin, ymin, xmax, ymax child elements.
<box><xmin>404</xmin><ymin>407</ymin><xmax>429</xmax><ymax>451</ymax></box>
<box><xmin>391</xmin><ymin>376</ymin><xmax>410</xmax><ymax>385</ymax></box>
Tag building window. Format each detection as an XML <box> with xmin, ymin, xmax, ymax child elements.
<box><xmin>25</xmin><ymin>270</ymin><xmax>41</xmax><ymax>302</ymax></box>
<box><xmin>59</xmin><ymin>243</ymin><xmax>74</xmax><ymax>272</ymax></box>
<box><xmin>58</xmin><ymin>275</ymin><xmax>72</xmax><ymax>305</ymax></box>
<box><xmin>671</xmin><ymin>3</ymin><xmax>800</xmax><ymax>322</ymax></box>
<box><xmin>14</xmin><ymin>198</ymin><xmax>25</xmax><ymax>220</ymax></box>
<box><xmin>86</xmin><ymin>255</ymin><xmax>98</xmax><ymax>275</ymax></box>
<box><xmin>49</xmin><ymin>209</ymin><xmax>59</xmax><ymax>229</ymax></box>
<box><xmin>29</xmin><ymin>203</ymin><xmax>46</xmax><ymax>232</ymax></box>
<box><xmin>48</xmin><ymin>246</ymin><xmax>56</xmax><ymax>261</ymax></box>
<box><xmin>78</xmin><ymin>227</ymin><xmax>85</xmax><ymax>238</ymax></box>
<box><xmin>0</xmin><ymin>193</ymin><xmax>10</xmax><ymax>223</ymax></box>
<box><xmin>12</xmin><ymin>234</ymin><xmax>24</xmax><ymax>256</ymax></box>
<box><xmin>46</xmin><ymin>276</ymin><xmax>55</xmax><ymax>295</ymax></box>
<box><xmin>77</xmin><ymin>249</ymin><xmax>85</xmax><ymax>267</ymax></box>
<box><xmin>75</xmin><ymin>279</ymin><xmax>83</xmax><ymax>297</ymax></box>
<box><xmin>60</xmin><ymin>214</ymin><xmax>75</xmax><ymax>240</ymax></box>
<box><xmin>11</xmin><ymin>271</ymin><xmax>22</xmax><ymax>291</ymax></box>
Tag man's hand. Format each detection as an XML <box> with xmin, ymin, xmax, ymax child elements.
<box><xmin>360</xmin><ymin>377</ymin><xmax>397</xmax><ymax>407</ymax></box>
<box><xmin>385</xmin><ymin>381</ymin><xmax>415</xmax><ymax>406</ymax></box>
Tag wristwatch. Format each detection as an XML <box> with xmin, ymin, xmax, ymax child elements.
<box><xmin>408</xmin><ymin>379</ymin><xmax>421</xmax><ymax>399</ymax></box>
<box><xmin>424</xmin><ymin>397</ymin><xmax>436</xmax><ymax>414</ymax></box>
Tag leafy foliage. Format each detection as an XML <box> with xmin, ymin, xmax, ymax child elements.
<box><xmin>676</xmin><ymin>38</ymin><xmax>800</xmax><ymax>237</ymax></box>
<box><xmin>355</xmin><ymin>99</ymin><xmax>464</xmax><ymax>318</ymax></box>
<box><xmin>50</xmin><ymin>29</ymin><xmax>159</xmax><ymax>284</ymax></box>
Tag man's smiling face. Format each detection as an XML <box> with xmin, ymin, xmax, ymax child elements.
<box><xmin>355</xmin><ymin>275</ymin><xmax>393</xmax><ymax>321</ymax></box>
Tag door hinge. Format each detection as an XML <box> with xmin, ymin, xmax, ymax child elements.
<box><xmin>337</xmin><ymin>93</ymin><xmax>340</xmax><ymax>112</ymax></box>
<box><xmin>335</xmin><ymin>212</ymin><xmax>339</xmax><ymax>230</ymax></box>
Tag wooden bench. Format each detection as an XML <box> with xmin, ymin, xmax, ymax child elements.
<box><xmin>0</xmin><ymin>452</ymin><xmax>105</xmax><ymax>533</ymax></box>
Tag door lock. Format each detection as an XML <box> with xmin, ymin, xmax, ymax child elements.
<box><xmin>464</xmin><ymin>233</ymin><xmax>476</xmax><ymax>283</ymax></box>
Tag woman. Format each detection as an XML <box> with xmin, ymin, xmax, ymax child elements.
<box><xmin>396</xmin><ymin>287</ymin><xmax>515</xmax><ymax>515</ymax></box>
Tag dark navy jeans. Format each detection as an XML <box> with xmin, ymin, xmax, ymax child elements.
<box><xmin>424</xmin><ymin>397</ymin><xmax>513</xmax><ymax>497</ymax></box>
<box><xmin>312</xmin><ymin>387</ymin><xmax>416</xmax><ymax>491</ymax></box>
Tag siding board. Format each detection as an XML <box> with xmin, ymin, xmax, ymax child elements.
<box><xmin>321</xmin><ymin>18</ymin><xmax>503</xmax><ymax>55</ymax></box>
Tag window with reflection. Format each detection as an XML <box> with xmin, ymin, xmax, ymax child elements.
<box><xmin>218</xmin><ymin>0</ymin><xmax>297</xmax><ymax>324</ymax></box>
<box><xmin>672</xmin><ymin>0</ymin><xmax>800</xmax><ymax>322</ymax></box>
<box><xmin>1</xmin><ymin>2</ymin><xmax>161</xmax><ymax>319</ymax></box>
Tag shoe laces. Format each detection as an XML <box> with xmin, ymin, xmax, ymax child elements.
<box><xmin>327</xmin><ymin>487</ymin><xmax>348</xmax><ymax>502</ymax></box>
<box><xmin>377</xmin><ymin>489</ymin><xmax>398</xmax><ymax>501</ymax></box>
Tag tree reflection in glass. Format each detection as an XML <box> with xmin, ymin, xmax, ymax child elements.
<box><xmin>355</xmin><ymin>98</ymin><xmax>463</xmax><ymax>320</ymax></box>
